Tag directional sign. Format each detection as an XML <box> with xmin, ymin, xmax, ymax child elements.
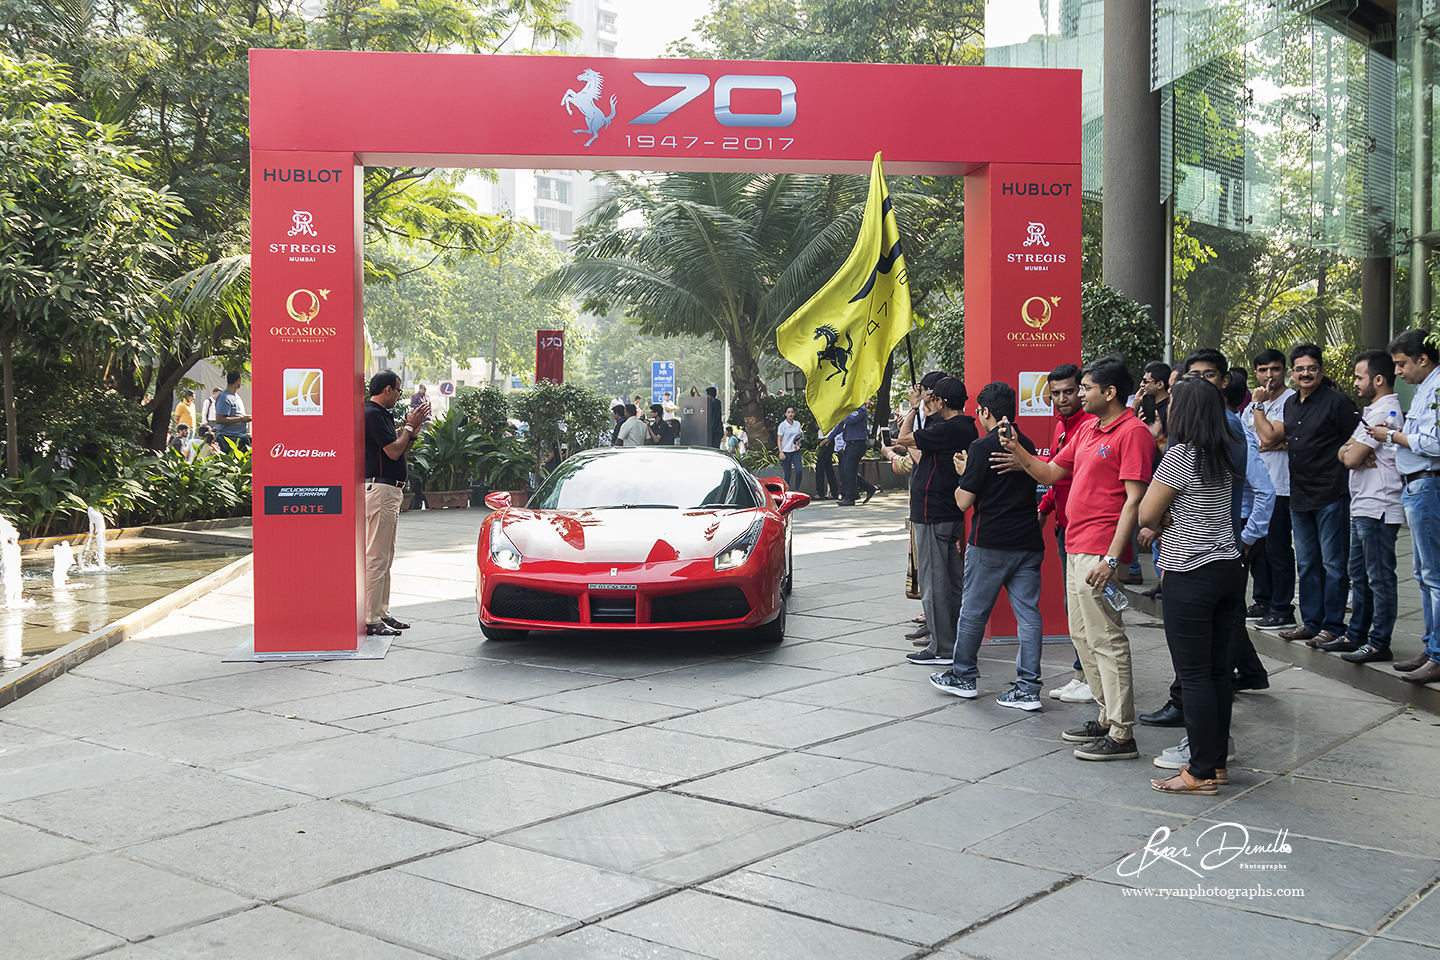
<box><xmin>651</xmin><ymin>360</ymin><xmax>675</xmax><ymax>404</ymax></box>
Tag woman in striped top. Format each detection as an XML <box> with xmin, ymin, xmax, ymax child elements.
<box><xmin>1138</xmin><ymin>376</ymin><xmax>1244</xmax><ymax>795</ymax></box>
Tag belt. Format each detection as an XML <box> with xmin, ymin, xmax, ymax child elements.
<box><xmin>365</xmin><ymin>477</ymin><xmax>403</xmax><ymax>487</ymax></box>
<box><xmin>1404</xmin><ymin>469</ymin><xmax>1439</xmax><ymax>485</ymax></box>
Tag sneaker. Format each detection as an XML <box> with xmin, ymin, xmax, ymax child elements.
<box><xmin>930</xmin><ymin>672</ymin><xmax>977</xmax><ymax>698</ymax></box>
<box><xmin>907</xmin><ymin>650</ymin><xmax>954</xmax><ymax>665</ymax></box>
<box><xmin>1256</xmin><ymin>613</ymin><xmax>1296</xmax><ymax>630</ymax></box>
<box><xmin>1154</xmin><ymin>736</ymin><xmax>1237</xmax><ymax>769</ymax></box>
<box><xmin>1074</xmin><ymin>735</ymin><xmax>1140</xmax><ymax>761</ymax></box>
<box><xmin>1061</xmin><ymin>720</ymin><xmax>1110</xmax><ymax>743</ymax></box>
<box><xmin>1058</xmin><ymin>681</ymin><xmax>1095</xmax><ymax>703</ymax></box>
<box><xmin>997</xmin><ymin>684</ymin><xmax>1042</xmax><ymax>711</ymax></box>
<box><xmin>1048</xmin><ymin>678</ymin><xmax>1084</xmax><ymax>700</ymax></box>
<box><xmin>1245</xmin><ymin>603</ymin><xmax>1268</xmax><ymax>621</ymax></box>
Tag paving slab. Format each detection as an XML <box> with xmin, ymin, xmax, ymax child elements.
<box><xmin>0</xmin><ymin>890</ymin><xmax>124</xmax><ymax>960</ymax></box>
<box><xmin>499</xmin><ymin>791</ymin><xmax>832</xmax><ymax>884</ymax></box>
<box><xmin>138</xmin><ymin>906</ymin><xmax>438</xmax><ymax>960</ymax></box>
<box><xmin>283</xmin><ymin>869</ymin><xmax>573</xmax><ymax>959</ymax></box>
<box><xmin>0</xmin><ymin>853</ymin><xmax>254</xmax><ymax>941</ymax></box>
<box><xmin>126</xmin><ymin>800</ymin><xmax>470</xmax><ymax>899</ymax></box>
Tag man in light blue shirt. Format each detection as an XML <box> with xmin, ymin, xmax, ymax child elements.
<box><xmin>1372</xmin><ymin>330</ymin><xmax>1440</xmax><ymax>683</ymax></box>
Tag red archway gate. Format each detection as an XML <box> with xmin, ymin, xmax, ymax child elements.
<box><xmin>249</xmin><ymin>50</ymin><xmax>1081</xmax><ymax>655</ymax></box>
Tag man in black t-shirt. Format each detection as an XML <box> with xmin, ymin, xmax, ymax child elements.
<box><xmin>364</xmin><ymin>370</ymin><xmax>429</xmax><ymax>637</ymax></box>
<box><xmin>905</xmin><ymin>377</ymin><xmax>979</xmax><ymax>666</ymax></box>
<box><xmin>706</xmin><ymin>386</ymin><xmax>723</xmax><ymax>448</ymax></box>
<box><xmin>929</xmin><ymin>382</ymin><xmax>1048</xmax><ymax>710</ymax></box>
<box><xmin>647</xmin><ymin>404</ymin><xmax>675</xmax><ymax>445</ymax></box>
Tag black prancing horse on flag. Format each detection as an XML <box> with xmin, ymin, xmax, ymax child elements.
<box><xmin>813</xmin><ymin>324</ymin><xmax>852</xmax><ymax>386</ymax></box>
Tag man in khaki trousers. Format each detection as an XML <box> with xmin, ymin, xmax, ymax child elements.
<box><xmin>365</xmin><ymin>370</ymin><xmax>429</xmax><ymax>637</ymax></box>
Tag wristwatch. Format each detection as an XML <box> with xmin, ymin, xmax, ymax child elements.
<box><xmin>1103</xmin><ymin>556</ymin><xmax>1119</xmax><ymax>569</ymax></box>
<box><xmin>1386</xmin><ymin>429</ymin><xmax>1396</xmax><ymax>446</ymax></box>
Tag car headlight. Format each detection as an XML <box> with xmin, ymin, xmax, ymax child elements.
<box><xmin>714</xmin><ymin>514</ymin><xmax>765</xmax><ymax>571</ymax></box>
<box><xmin>490</xmin><ymin>521</ymin><xmax>523</xmax><ymax>570</ymax></box>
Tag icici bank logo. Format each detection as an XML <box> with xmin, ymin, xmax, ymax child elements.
<box><xmin>270</xmin><ymin>443</ymin><xmax>338</xmax><ymax>459</ymax></box>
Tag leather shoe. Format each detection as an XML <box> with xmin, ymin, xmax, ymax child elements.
<box><xmin>1341</xmin><ymin>643</ymin><xmax>1392</xmax><ymax>664</ymax></box>
<box><xmin>381</xmin><ymin>616</ymin><xmax>410</xmax><ymax>630</ymax></box>
<box><xmin>862</xmin><ymin>489</ymin><xmax>875</xmax><ymax>505</ymax></box>
<box><xmin>1140</xmin><ymin>702</ymin><xmax>1185</xmax><ymax>726</ymax></box>
<box><xmin>1141</xmin><ymin>584</ymin><xmax>1162</xmax><ymax>599</ymax></box>
<box><xmin>904</xmin><ymin>626</ymin><xmax>931</xmax><ymax>641</ymax></box>
<box><xmin>1277</xmin><ymin>625</ymin><xmax>1315</xmax><ymax>643</ymax></box>
<box><xmin>1122</xmin><ymin>573</ymin><xmax>1144</xmax><ymax>585</ymax></box>
<box><xmin>1313</xmin><ymin>633</ymin><xmax>1360</xmax><ymax>652</ymax></box>
<box><xmin>1232</xmin><ymin>674</ymin><xmax>1270</xmax><ymax>692</ymax></box>
<box><xmin>1394</xmin><ymin>652</ymin><xmax>1431</xmax><ymax>672</ymax></box>
<box><xmin>1401</xmin><ymin>660</ymin><xmax>1440</xmax><ymax>684</ymax></box>
<box><xmin>365</xmin><ymin>622</ymin><xmax>401</xmax><ymax>637</ymax></box>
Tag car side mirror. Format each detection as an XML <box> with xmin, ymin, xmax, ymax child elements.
<box><xmin>484</xmin><ymin>491</ymin><xmax>511</xmax><ymax>510</ymax></box>
<box><xmin>777</xmin><ymin>491</ymin><xmax>810</xmax><ymax>516</ymax></box>
<box><xmin>759</xmin><ymin>478</ymin><xmax>787</xmax><ymax>498</ymax></box>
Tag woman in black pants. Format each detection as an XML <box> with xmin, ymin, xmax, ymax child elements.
<box><xmin>1138</xmin><ymin>376</ymin><xmax>1244</xmax><ymax>795</ymax></box>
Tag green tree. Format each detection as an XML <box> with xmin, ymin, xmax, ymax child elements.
<box><xmin>671</xmin><ymin>0</ymin><xmax>983</xmax><ymax>66</ymax></box>
<box><xmin>0</xmin><ymin>52</ymin><xmax>182</xmax><ymax>476</ymax></box>
<box><xmin>536</xmin><ymin>171</ymin><xmax>900</xmax><ymax>447</ymax></box>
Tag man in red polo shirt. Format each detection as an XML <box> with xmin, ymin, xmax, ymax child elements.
<box><xmin>997</xmin><ymin>355</ymin><xmax>1153</xmax><ymax>761</ymax></box>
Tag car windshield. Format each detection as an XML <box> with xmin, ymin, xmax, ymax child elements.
<box><xmin>529</xmin><ymin>451</ymin><xmax>764</xmax><ymax>511</ymax></box>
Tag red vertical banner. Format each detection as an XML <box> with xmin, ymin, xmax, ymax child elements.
<box><xmin>535</xmin><ymin>329</ymin><xmax>565</xmax><ymax>385</ymax></box>
<box><xmin>964</xmin><ymin>162</ymin><xmax>1082</xmax><ymax>641</ymax></box>
<box><xmin>250</xmin><ymin>151</ymin><xmax>365</xmax><ymax>653</ymax></box>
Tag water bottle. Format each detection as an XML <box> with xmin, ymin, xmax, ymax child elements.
<box><xmin>1102</xmin><ymin>581</ymin><xmax>1130</xmax><ymax>612</ymax></box>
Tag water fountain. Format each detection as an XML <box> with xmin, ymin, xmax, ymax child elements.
<box><xmin>52</xmin><ymin>541</ymin><xmax>76</xmax><ymax>588</ymax></box>
<box><xmin>79</xmin><ymin>506</ymin><xmax>107</xmax><ymax>571</ymax></box>
<box><xmin>0</xmin><ymin>516</ymin><xmax>22</xmax><ymax>666</ymax></box>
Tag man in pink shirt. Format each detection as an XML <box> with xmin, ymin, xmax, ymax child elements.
<box><xmin>1036</xmin><ymin>363</ymin><xmax>1098</xmax><ymax>703</ymax></box>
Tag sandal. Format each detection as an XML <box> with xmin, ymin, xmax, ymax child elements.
<box><xmin>1151</xmin><ymin>766</ymin><xmax>1220</xmax><ymax>795</ymax></box>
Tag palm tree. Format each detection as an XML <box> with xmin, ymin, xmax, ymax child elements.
<box><xmin>535</xmin><ymin>171</ymin><xmax>890</xmax><ymax>449</ymax></box>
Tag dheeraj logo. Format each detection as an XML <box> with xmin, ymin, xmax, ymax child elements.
<box><xmin>283</xmin><ymin>368</ymin><xmax>323</xmax><ymax>416</ymax></box>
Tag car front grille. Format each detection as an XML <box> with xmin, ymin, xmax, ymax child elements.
<box><xmin>489</xmin><ymin>584</ymin><xmax>579</xmax><ymax>623</ymax></box>
<box><xmin>650</xmin><ymin>586</ymin><xmax>751</xmax><ymax>623</ymax></box>
<box><xmin>589</xmin><ymin>595</ymin><xmax>637</xmax><ymax>624</ymax></box>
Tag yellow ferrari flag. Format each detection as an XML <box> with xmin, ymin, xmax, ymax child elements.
<box><xmin>775</xmin><ymin>152</ymin><xmax>912</xmax><ymax>433</ymax></box>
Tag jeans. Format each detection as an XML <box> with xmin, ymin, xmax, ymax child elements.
<box><xmin>1252</xmin><ymin>494</ymin><xmax>1294</xmax><ymax>616</ymax></box>
<box><xmin>1291</xmin><ymin>499</ymin><xmax>1350</xmax><ymax>636</ymax></box>
<box><xmin>1403</xmin><ymin>477</ymin><xmax>1440</xmax><ymax>664</ymax></box>
<box><xmin>1346</xmin><ymin>516</ymin><xmax>1399</xmax><ymax>648</ymax></box>
<box><xmin>1165</xmin><ymin>557</ymin><xmax>1265</xmax><ymax>710</ymax></box>
<box><xmin>915</xmin><ymin>520</ymin><xmax>965</xmax><ymax>659</ymax></box>
<box><xmin>782</xmin><ymin>450</ymin><xmax>804</xmax><ymax>490</ymax></box>
<box><xmin>948</xmin><ymin>546</ymin><xmax>1045</xmax><ymax>694</ymax></box>
<box><xmin>815</xmin><ymin>445</ymin><xmax>838</xmax><ymax>498</ymax></box>
<box><xmin>1161</xmin><ymin>557</ymin><xmax>1245</xmax><ymax>781</ymax></box>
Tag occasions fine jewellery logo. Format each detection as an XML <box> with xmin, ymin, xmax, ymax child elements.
<box><xmin>1008</xmin><ymin>296</ymin><xmax>1067</xmax><ymax>343</ymax></box>
<box><xmin>270</xmin><ymin>289</ymin><xmax>337</xmax><ymax>343</ymax></box>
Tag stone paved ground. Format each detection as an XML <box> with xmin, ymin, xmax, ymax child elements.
<box><xmin>2</xmin><ymin>492</ymin><xmax>1439</xmax><ymax>960</ymax></box>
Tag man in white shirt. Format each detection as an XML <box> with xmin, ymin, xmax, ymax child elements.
<box><xmin>1328</xmin><ymin>351</ymin><xmax>1405</xmax><ymax>663</ymax></box>
<box><xmin>1373</xmin><ymin>330</ymin><xmax>1440</xmax><ymax>683</ymax></box>
<box><xmin>617</xmin><ymin>404</ymin><xmax>652</xmax><ymax>447</ymax></box>
<box><xmin>776</xmin><ymin>407</ymin><xmax>805</xmax><ymax>489</ymax></box>
<box><xmin>1242</xmin><ymin>349</ymin><xmax>1297</xmax><ymax>629</ymax></box>
<box><xmin>662</xmin><ymin>391</ymin><xmax>677</xmax><ymax>422</ymax></box>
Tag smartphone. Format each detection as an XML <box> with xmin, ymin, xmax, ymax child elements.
<box><xmin>1102</xmin><ymin>581</ymin><xmax>1130</xmax><ymax>612</ymax></box>
<box><xmin>997</xmin><ymin>421</ymin><xmax>1015</xmax><ymax>443</ymax></box>
<box><xmin>879</xmin><ymin>426</ymin><xmax>892</xmax><ymax>445</ymax></box>
<box><xmin>1140</xmin><ymin>394</ymin><xmax>1157</xmax><ymax>424</ymax></box>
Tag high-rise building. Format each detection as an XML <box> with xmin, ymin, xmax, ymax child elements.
<box><xmin>480</xmin><ymin>0</ymin><xmax>620</xmax><ymax>250</ymax></box>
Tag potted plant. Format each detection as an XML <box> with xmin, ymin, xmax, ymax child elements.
<box><xmin>409</xmin><ymin>408</ymin><xmax>490</xmax><ymax>509</ymax></box>
<box><xmin>479</xmin><ymin>436</ymin><xmax>536</xmax><ymax>507</ymax></box>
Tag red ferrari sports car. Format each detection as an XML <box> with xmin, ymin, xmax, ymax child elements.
<box><xmin>476</xmin><ymin>447</ymin><xmax>808</xmax><ymax>643</ymax></box>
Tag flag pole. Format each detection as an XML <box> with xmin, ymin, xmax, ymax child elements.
<box><xmin>904</xmin><ymin>332</ymin><xmax>916</xmax><ymax>385</ymax></box>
